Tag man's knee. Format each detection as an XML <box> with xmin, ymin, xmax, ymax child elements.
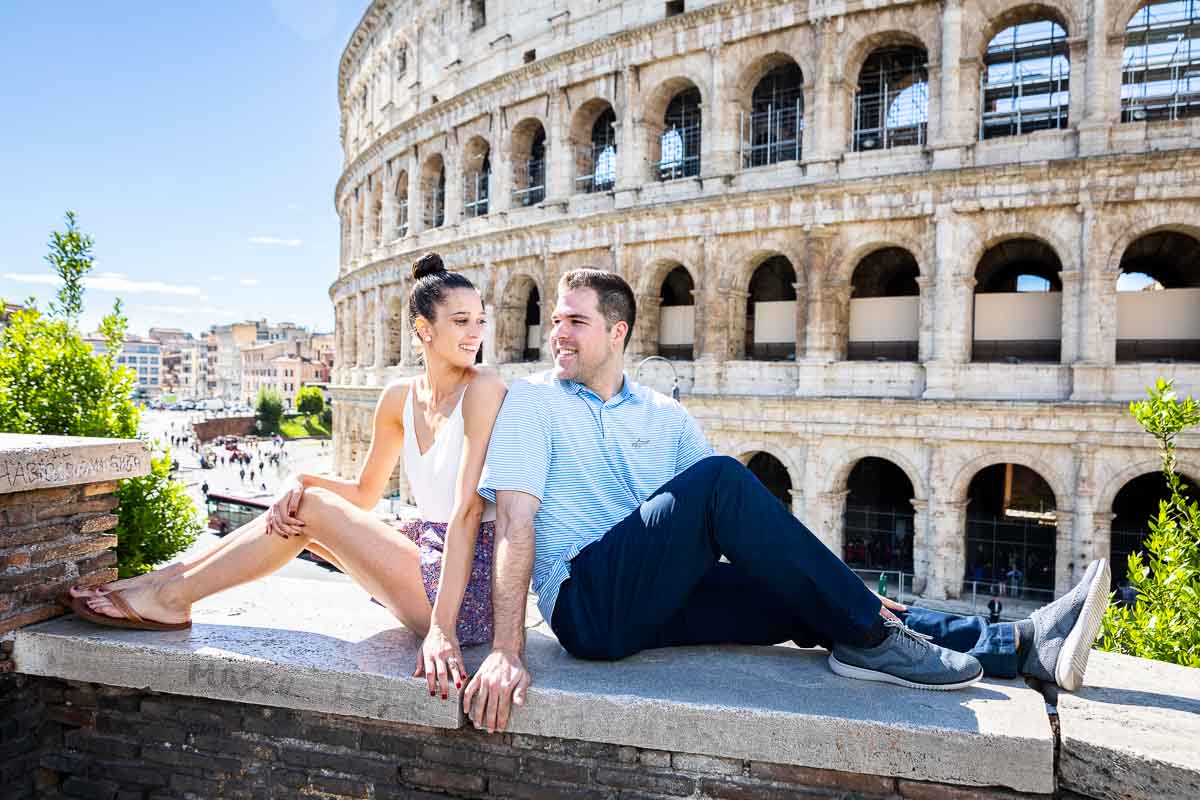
<box><xmin>681</xmin><ymin>455</ymin><xmax>746</xmax><ymax>488</ymax></box>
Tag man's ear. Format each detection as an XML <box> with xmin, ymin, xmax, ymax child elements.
<box><xmin>611</xmin><ymin>320</ymin><xmax>629</xmax><ymax>350</ymax></box>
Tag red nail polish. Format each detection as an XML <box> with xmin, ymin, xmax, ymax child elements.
<box><xmin>429</xmin><ymin>690</ymin><xmax>435</xmax><ymax>696</ymax></box>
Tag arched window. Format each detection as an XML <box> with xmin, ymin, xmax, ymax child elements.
<box><xmin>980</xmin><ymin>20</ymin><xmax>1070</xmax><ymax>139</ymax></box>
<box><xmin>854</xmin><ymin>46</ymin><xmax>929</xmax><ymax>151</ymax></box>
<box><xmin>972</xmin><ymin>239</ymin><xmax>1063</xmax><ymax>362</ymax></box>
<box><xmin>395</xmin><ymin>170</ymin><xmax>409</xmax><ymax>237</ymax></box>
<box><xmin>747</xmin><ymin>452</ymin><xmax>792</xmax><ymax>510</ymax></box>
<box><xmin>1111</xmin><ymin>471</ymin><xmax>1198</xmax><ymax>587</ymax></box>
<box><xmin>965</xmin><ymin>464</ymin><xmax>1057</xmax><ymax>596</ymax></box>
<box><xmin>463</xmin><ymin>138</ymin><xmax>491</xmax><ymax>218</ymax></box>
<box><xmin>577</xmin><ymin>106</ymin><xmax>617</xmax><ymax>193</ymax></box>
<box><xmin>745</xmin><ymin>256</ymin><xmax>798</xmax><ymax>360</ymax></box>
<box><xmin>843</xmin><ymin>458</ymin><xmax>915</xmax><ymax>575</ymax></box>
<box><xmin>421</xmin><ymin>155</ymin><xmax>446</xmax><ymax>229</ymax></box>
<box><xmin>659</xmin><ymin>89</ymin><xmax>702</xmax><ymax>180</ymax></box>
<box><xmin>658</xmin><ymin>266</ymin><xmax>695</xmax><ymax>360</ymax></box>
<box><xmin>1116</xmin><ymin>230</ymin><xmax>1200</xmax><ymax>361</ymax></box>
<box><xmin>848</xmin><ymin>248</ymin><xmax>921</xmax><ymax>361</ymax></box>
<box><xmin>512</xmin><ymin>120</ymin><xmax>547</xmax><ymax>207</ymax></box>
<box><xmin>743</xmin><ymin>61</ymin><xmax>805</xmax><ymax>167</ymax></box>
<box><xmin>1122</xmin><ymin>0</ymin><xmax>1200</xmax><ymax>122</ymax></box>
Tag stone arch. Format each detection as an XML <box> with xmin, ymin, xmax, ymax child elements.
<box><xmin>393</xmin><ymin>167</ymin><xmax>409</xmax><ymax>236</ymax></box>
<box><xmin>1095</xmin><ymin>456</ymin><xmax>1196</xmax><ymax>514</ymax></box>
<box><xmin>637</xmin><ymin>255</ymin><xmax>698</xmax><ymax>297</ymax></box>
<box><xmin>644</xmin><ymin>75</ymin><xmax>706</xmax><ymax>181</ymax></box>
<box><xmin>1110</xmin><ymin>0</ymin><xmax>1171</xmax><ymax>37</ymax></box>
<box><xmin>968</xmin><ymin>223</ymin><xmax>1077</xmax><ymax>277</ymax></box>
<box><xmin>461</xmin><ymin>135</ymin><xmax>492</xmax><ymax>217</ymax></box>
<box><xmin>834</xmin><ymin>235</ymin><xmax>929</xmax><ymax>286</ymax></box>
<box><xmin>966</xmin><ymin>1</ymin><xmax>1079</xmax><ymax>62</ymax></box>
<box><xmin>569</xmin><ymin>96</ymin><xmax>618</xmax><ymax>144</ymax></box>
<box><xmin>733</xmin><ymin>51</ymin><xmax>810</xmax><ymax>105</ymax></box>
<box><xmin>840</xmin><ymin>29</ymin><xmax>935</xmax><ymax>89</ymax></box>
<box><xmin>510</xmin><ymin>117</ymin><xmax>548</xmax><ymax>206</ymax></box>
<box><xmin>570</xmin><ymin>97</ymin><xmax>619</xmax><ymax>192</ymax></box>
<box><xmin>949</xmin><ymin>450</ymin><xmax>1071</xmax><ymax>508</ymax></box>
<box><xmin>644</xmin><ymin>73</ymin><xmax>709</xmax><ymax>124</ymax></box>
<box><xmin>726</xmin><ymin>243</ymin><xmax>808</xmax><ymax>294</ymax></box>
<box><xmin>495</xmin><ymin>272</ymin><xmax>543</xmax><ymax>363</ymax></box>
<box><xmin>1104</xmin><ymin>219</ymin><xmax>1200</xmax><ymax>277</ymax></box>
<box><xmin>418</xmin><ymin>151</ymin><xmax>447</xmax><ymax>228</ymax></box>
<box><xmin>829</xmin><ymin>446</ymin><xmax>929</xmax><ymax>501</ymax></box>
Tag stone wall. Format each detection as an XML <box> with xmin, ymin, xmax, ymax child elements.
<box><xmin>192</xmin><ymin>416</ymin><xmax>255</xmax><ymax>443</ymax></box>
<box><xmin>26</xmin><ymin>681</ymin><xmax>1040</xmax><ymax>800</ymax></box>
<box><xmin>0</xmin><ymin>435</ymin><xmax>150</xmax><ymax>799</ymax></box>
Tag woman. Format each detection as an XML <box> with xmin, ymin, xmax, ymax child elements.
<box><xmin>68</xmin><ymin>253</ymin><xmax>507</xmax><ymax>699</ymax></box>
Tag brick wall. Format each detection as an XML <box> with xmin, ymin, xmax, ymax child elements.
<box><xmin>26</xmin><ymin>681</ymin><xmax>1044</xmax><ymax>800</ymax></box>
<box><xmin>0</xmin><ymin>481</ymin><xmax>121</xmax><ymax>637</ymax></box>
<box><xmin>192</xmin><ymin>416</ymin><xmax>255</xmax><ymax>443</ymax></box>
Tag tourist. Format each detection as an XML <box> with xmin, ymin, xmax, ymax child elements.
<box><xmin>988</xmin><ymin>594</ymin><xmax>1003</xmax><ymax>624</ymax></box>
<box><xmin>64</xmin><ymin>253</ymin><xmax>506</xmax><ymax>700</ymax></box>
<box><xmin>463</xmin><ymin>269</ymin><xmax>1112</xmax><ymax>733</ymax></box>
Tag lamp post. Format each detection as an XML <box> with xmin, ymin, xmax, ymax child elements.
<box><xmin>634</xmin><ymin>355</ymin><xmax>680</xmax><ymax>401</ymax></box>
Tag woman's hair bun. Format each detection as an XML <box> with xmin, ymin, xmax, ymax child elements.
<box><xmin>412</xmin><ymin>252</ymin><xmax>447</xmax><ymax>280</ymax></box>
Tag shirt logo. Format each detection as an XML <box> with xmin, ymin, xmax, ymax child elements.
<box><xmin>631</xmin><ymin>438</ymin><xmax>652</xmax><ymax>449</ymax></box>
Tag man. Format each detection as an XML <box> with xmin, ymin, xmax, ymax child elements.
<box><xmin>988</xmin><ymin>594</ymin><xmax>1004</xmax><ymax>624</ymax></box>
<box><xmin>463</xmin><ymin>269</ymin><xmax>1110</xmax><ymax>733</ymax></box>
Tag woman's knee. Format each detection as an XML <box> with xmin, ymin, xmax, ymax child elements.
<box><xmin>295</xmin><ymin>486</ymin><xmax>351</xmax><ymax>527</ymax></box>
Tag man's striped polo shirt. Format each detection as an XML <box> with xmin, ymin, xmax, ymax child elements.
<box><xmin>478</xmin><ymin>370</ymin><xmax>712</xmax><ymax>623</ymax></box>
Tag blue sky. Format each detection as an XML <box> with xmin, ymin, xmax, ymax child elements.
<box><xmin>0</xmin><ymin>1</ymin><xmax>365</xmax><ymax>337</ymax></box>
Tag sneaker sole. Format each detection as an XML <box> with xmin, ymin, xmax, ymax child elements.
<box><xmin>827</xmin><ymin>654</ymin><xmax>984</xmax><ymax>691</ymax></box>
<box><xmin>1056</xmin><ymin>558</ymin><xmax>1110</xmax><ymax>692</ymax></box>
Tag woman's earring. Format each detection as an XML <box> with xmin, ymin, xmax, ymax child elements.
<box><xmin>424</xmin><ymin>336</ymin><xmax>432</xmax><ymax>342</ymax></box>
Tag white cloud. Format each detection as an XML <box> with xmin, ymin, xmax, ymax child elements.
<box><xmin>210</xmin><ymin>275</ymin><xmax>226</xmax><ymax>282</ymax></box>
<box><xmin>1</xmin><ymin>272</ymin><xmax>200</xmax><ymax>296</ymax></box>
<box><xmin>96</xmin><ymin>271</ymin><xmax>128</xmax><ymax>280</ymax></box>
<box><xmin>249</xmin><ymin>236</ymin><xmax>303</xmax><ymax>247</ymax></box>
<box><xmin>239</xmin><ymin>278</ymin><xmax>262</xmax><ymax>287</ymax></box>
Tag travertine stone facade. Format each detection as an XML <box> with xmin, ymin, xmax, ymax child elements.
<box><xmin>331</xmin><ymin>0</ymin><xmax>1200</xmax><ymax>599</ymax></box>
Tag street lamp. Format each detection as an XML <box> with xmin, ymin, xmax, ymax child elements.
<box><xmin>633</xmin><ymin>355</ymin><xmax>680</xmax><ymax>401</ymax></box>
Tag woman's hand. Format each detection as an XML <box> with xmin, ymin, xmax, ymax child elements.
<box><xmin>875</xmin><ymin>592</ymin><xmax>908</xmax><ymax>623</ymax></box>
<box><xmin>414</xmin><ymin>622</ymin><xmax>466</xmax><ymax>700</ymax></box>
<box><xmin>265</xmin><ymin>478</ymin><xmax>305</xmax><ymax>538</ymax></box>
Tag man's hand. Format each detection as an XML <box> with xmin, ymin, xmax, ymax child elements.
<box><xmin>875</xmin><ymin>592</ymin><xmax>907</xmax><ymax>623</ymax></box>
<box><xmin>461</xmin><ymin>649</ymin><xmax>531</xmax><ymax>733</ymax></box>
<box><xmin>265</xmin><ymin>478</ymin><xmax>305</xmax><ymax>538</ymax></box>
<box><xmin>414</xmin><ymin>623</ymin><xmax>466</xmax><ymax>700</ymax></box>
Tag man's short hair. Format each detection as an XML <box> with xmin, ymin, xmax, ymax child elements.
<box><xmin>559</xmin><ymin>269</ymin><xmax>636</xmax><ymax>351</ymax></box>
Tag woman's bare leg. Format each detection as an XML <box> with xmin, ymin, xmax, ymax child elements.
<box><xmin>84</xmin><ymin>488</ymin><xmax>431</xmax><ymax>632</ymax></box>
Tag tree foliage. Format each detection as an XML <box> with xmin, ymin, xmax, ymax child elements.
<box><xmin>0</xmin><ymin>211</ymin><xmax>200</xmax><ymax>577</ymax></box>
<box><xmin>296</xmin><ymin>385</ymin><xmax>324</xmax><ymax>416</ymax></box>
<box><xmin>255</xmin><ymin>388</ymin><xmax>284</xmax><ymax>436</ymax></box>
<box><xmin>1099</xmin><ymin>378</ymin><xmax>1200</xmax><ymax>668</ymax></box>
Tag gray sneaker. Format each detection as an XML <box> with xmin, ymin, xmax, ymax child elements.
<box><xmin>1023</xmin><ymin>558</ymin><xmax>1111</xmax><ymax>691</ymax></box>
<box><xmin>829</xmin><ymin>619</ymin><xmax>984</xmax><ymax>691</ymax></box>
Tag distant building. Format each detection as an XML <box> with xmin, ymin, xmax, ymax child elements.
<box><xmin>86</xmin><ymin>334</ymin><xmax>162</xmax><ymax>399</ymax></box>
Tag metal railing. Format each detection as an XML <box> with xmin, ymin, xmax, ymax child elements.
<box><xmin>512</xmin><ymin>158</ymin><xmax>546</xmax><ymax>207</ymax></box>
<box><xmin>658</xmin><ymin>124</ymin><xmax>701</xmax><ymax>181</ymax></box>
<box><xmin>853</xmin><ymin>75</ymin><xmax>928</xmax><ymax>151</ymax></box>
<box><xmin>740</xmin><ymin>99</ymin><xmax>804</xmax><ymax>168</ymax></box>
<box><xmin>576</xmin><ymin>143</ymin><xmax>617</xmax><ymax>193</ymax></box>
<box><xmin>396</xmin><ymin>199</ymin><xmax>408</xmax><ymax>238</ymax></box>
<box><xmin>422</xmin><ymin>186</ymin><xmax>445</xmax><ymax>228</ymax></box>
<box><xmin>980</xmin><ymin>63</ymin><xmax>1070</xmax><ymax>139</ymax></box>
<box><xmin>463</xmin><ymin>172</ymin><xmax>490</xmax><ymax>218</ymax></box>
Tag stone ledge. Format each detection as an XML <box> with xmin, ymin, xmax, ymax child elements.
<box><xmin>1057</xmin><ymin>650</ymin><xmax>1200</xmax><ymax>800</ymax></box>
<box><xmin>0</xmin><ymin>434</ymin><xmax>148</xmax><ymax>496</ymax></box>
<box><xmin>14</xmin><ymin>575</ymin><xmax>1057</xmax><ymax>794</ymax></box>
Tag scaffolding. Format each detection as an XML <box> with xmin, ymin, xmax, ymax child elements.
<box><xmin>576</xmin><ymin>143</ymin><xmax>617</xmax><ymax>193</ymax></box>
<box><xmin>980</xmin><ymin>20</ymin><xmax>1071</xmax><ymax>139</ymax></box>
<box><xmin>853</xmin><ymin>47</ymin><xmax>929</xmax><ymax>151</ymax></box>
<box><xmin>659</xmin><ymin>90</ymin><xmax>702</xmax><ymax>180</ymax></box>
<box><xmin>462</xmin><ymin>168</ymin><xmax>490</xmax><ymax>218</ymax></box>
<box><xmin>396</xmin><ymin>197</ymin><xmax>408</xmax><ymax>238</ymax></box>
<box><xmin>741</xmin><ymin>64</ymin><xmax>805</xmax><ymax>167</ymax></box>
<box><xmin>1122</xmin><ymin>0</ymin><xmax>1200</xmax><ymax>122</ymax></box>
<box><xmin>511</xmin><ymin>157</ymin><xmax>546</xmax><ymax>206</ymax></box>
<box><xmin>423</xmin><ymin>172</ymin><xmax>445</xmax><ymax>229</ymax></box>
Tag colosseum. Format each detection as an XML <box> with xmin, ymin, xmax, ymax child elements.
<box><xmin>329</xmin><ymin>0</ymin><xmax>1200</xmax><ymax>605</ymax></box>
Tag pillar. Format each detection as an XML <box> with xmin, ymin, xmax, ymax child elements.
<box><xmin>1059</xmin><ymin>269</ymin><xmax>1082</xmax><ymax>364</ymax></box>
<box><xmin>407</xmin><ymin>151</ymin><xmax>425</xmax><ymax>235</ymax></box>
<box><xmin>546</xmin><ymin>88</ymin><xmax>572</xmax><ymax>201</ymax></box>
<box><xmin>817</xmin><ymin>490</ymin><xmax>849</xmax><ymax>557</ymax></box>
<box><xmin>371</xmin><ymin>286</ymin><xmax>386</xmax><ymax>371</ymax></box>
<box><xmin>915</xmin><ymin>275</ymin><xmax>935</xmax><ymax>362</ymax></box>
<box><xmin>616</xmin><ymin>67</ymin><xmax>644</xmax><ymax>194</ymax></box>
<box><xmin>380</xmin><ymin>167</ymin><xmax>397</xmax><ymax>243</ymax></box>
<box><xmin>805</xmin><ymin>20</ymin><xmax>841</xmax><ymax>173</ymax></box>
<box><xmin>703</xmin><ymin>45</ymin><xmax>737</xmax><ymax>179</ymax></box>
<box><xmin>932</xmin><ymin>0</ymin><xmax>969</xmax><ymax>169</ymax></box>
<box><xmin>910</xmin><ymin>498</ymin><xmax>931</xmax><ymax>596</ymax></box>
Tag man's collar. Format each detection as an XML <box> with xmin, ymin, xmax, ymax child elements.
<box><xmin>561</xmin><ymin>374</ymin><xmax>635</xmax><ymax>405</ymax></box>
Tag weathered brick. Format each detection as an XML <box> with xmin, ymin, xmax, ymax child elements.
<box><xmin>702</xmin><ymin>776</ymin><xmax>822</xmax><ymax>800</ymax></box>
<box><xmin>277</xmin><ymin>745</ymin><xmax>398</xmax><ymax>781</ymax></box>
<box><xmin>423</xmin><ymin>743</ymin><xmax>519</xmax><ymax>777</ymax></box>
<box><xmin>63</xmin><ymin>730</ymin><xmax>141</xmax><ymax>760</ymax></box>
<box><xmin>0</xmin><ymin>604</ymin><xmax>64</xmax><ymax>635</ymax></box>
<box><xmin>36</xmin><ymin>495</ymin><xmax>119</xmax><ymax>522</ymax></box>
<box><xmin>241</xmin><ymin>708</ymin><xmax>303</xmax><ymax>739</ymax></box>
<box><xmin>138</xmin><ymin>700</ymin><xmax>179</xmax><ymax>720</ymax></box>
<box><xmin>140</xmin><ymin>744</ymin><xmax>241</xmax><ymax>777</ymax></box>
<box><xmin>509</xmin><ymin>733</ymin><xmax>620</xmax><ymax>760</ymax></box>
<box><xmin>750</xmin><ymin>762</ymin><xmax>897</xmax><ymax>795</ymax></box>
<box><xmin>192</xmin><ymin>733</ymin><xmax>277</xmax><ymax>762</ymax></box>
<box><xmin>74</xmin><ymin>550</ymin><xmax>118</xmax><ymax>575</ymax></box>
<box><xmin>0</xmin><ymin>486</ymin><xmax>76</xmax><ymax>509</ymax></box>
<box><xmin>296</xmin><ymin>721</ymin><xmax>360</xmax><ymax>749</ymax></box>
<box><xmin>404</xmin><ymin>766</ymin><xmax>487</xmax><ymax>795</ymax></box>
<box><xmin>309</xmin><ymin>773</ymin><xmax>371</xmax><ymax>798</ymax></box>
<box><xmin>360</xmin><ymin>729</ymin><xmax>421</xmax><ymax>758</ymax></box>
<box><xmin>45</xmin><ymin>705</ymin><xmax>97</xmax><ymax>727</ymax></box>
<box><xmin>596</xmin><ymin>766</ymin><xmax>695</xmax><ymax>797</ymax></box>
<box><xmin>83</xmin><ymin>482</ymin><xmax>120</xmax><ymax>497</ymax></box>
<box><xmin>0</xmin><ymin>563</ymin><xmax>69</xmax><ymax>593</ymax></box>
<box><xmin>42</xmin><ymin>750</ymin><xmax>89</xmax><ymax>776</ymax></box>
<box><xmin>61</xmin><ymin>776</ymin><xmax>120</xmax><ymax>800</ymax></box>
<box><xmin>671</xmin><ymin>753</ymin><xmax>743</xmax><ymax>776</ymax></box>
<box><xmin>636</xmin><ymin>748</ymin><xmax>672</xmax><ymax>768</ymax></box>
<box><xmin>489</xmin><ymin>778</ymin><xmax>609</xmax><ymax>800</ymax></box>
<box><xmin>86</xmin><ymin>758</ymin><xmax>170</xmax><ymax>788</ymax></box>
<box><xmin>375</xmin><ymin>785</ymin><xmax>448</xmax><ymax>800</ymax></box>
<box><xmin>32</xmin><ymin>536</ymin><xmax>117</xmax><ymax>566</ymax></box>
<box><xmin>897</xmin><ymin>780</ymin><xmax>1037</xmax><ymax>800</ymax></box>
<box><xmin>2</xmin><ymin>505</ymin><xmax>35</xmax><ymax>527</ymax></box>
<box><xmin>80</xmin><ymin>514</ymin><xmax>119</xmax><ymax>534</ymax></box>
<box><xmin>520</xmin><ymin>755</ymin><xmax>590</xmax><ymax>785</ymax></box>
<box><xmin>0</xmin><ymin>522</ymin><xmax>73</xmax><ymax>548</ymax></box>
<box><xmin>0</xmin><ymin>550</ymin><xmax>32</xmax><ymax>569</ymax></box>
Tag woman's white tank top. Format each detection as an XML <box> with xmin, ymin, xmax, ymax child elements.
<box><xmin>402</xmin><ymin>381</ymin><xmax>497</xmax><ymax>524</ymax></box>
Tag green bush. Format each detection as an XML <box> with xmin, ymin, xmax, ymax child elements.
<box><xmin>0</xmin><ymin>211</ymin><xmax>201</xmax><ymax>578</ymax></box>
<box><xmin>114</xmin><ymin>441</ymin><xmax>202</xmax><ymax>576</ymax></box>
<box><xmin>1098</xmin><ymin>378</ymin><xmax>1200</xmax><ymax>668</ymax></box>
<box><xmin>319</xmin><ymin>405</ymin><xmax>332</xmax><ymax>429</ymax></box>
<box><xmin>296</xmin><ymin>385</ymin><xmax>324</xmax><ymax>416</ymax></box>
<box><xmin>255</xmin><ymin>388</ymin><xmax>283</xmax><ymax>436</ymax></box>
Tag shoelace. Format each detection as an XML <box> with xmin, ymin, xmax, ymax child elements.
<box><xmin>884</xmin><ymin>618</ymin><xmax>933</xmax><ymax>651</ymax></box>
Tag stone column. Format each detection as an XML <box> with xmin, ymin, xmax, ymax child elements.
<box><xmin>1079</xmin><ymin>0</ymin><xmax>1116</xmax><ymax>154</ymax></box>
<box><xmin>616</xmin><ymin>67</ymin><xmax>644</xmax><ymax>194</ymax></box>
<box><xmin>371</xmin><ymin>286</ymin><xmax>386</xmax><ymax>376</ymax></box>
<box><xmin>788</xmin><ymin>488</ymin><xmax>804</xmax><ymax>520</ymax></box>
<box><xmin>634</xmin><ymin>294</ymin><xmax>662</xmax><ymax>359</ymax></box>
<box><xmin>1059</xmin><ymin>269</ymin><xmax>1082</xmax><ymax>364</ymax></box>
<box><xmin>380</xmin><ymin>168</ymin><xmax>397</xmax><ymax>244</ymax></box>
<box><xmin>703</xmin><ymin>45</ymin><xmax>737</xmax><ymax>179</ymax></box>
<box><xmin>816</xmin><ymin>490</ymin><xmax>849</xmax><ymax>557</ymax></box>
<box><xmin>927</xmin><ymin>499</ymin><xmax>968</xmax><ymax>600</ymax></box>
<box><xmin>932</xmin><ymin>0</ymin><xmax>968</xmax><ymax>169</ymax></box>
<box><xmin>1054</xmin><ymin>510</ymin><xmax>1075</xmax><ymax>597</ymax></box>
<box><xmin>925</xmin><ymin>205</ymin><xmax>974</xmax><ymax>399</ymax></box>
<box><xmin>491</xmin><ymin>114</ymin><xmax>514</xmax><ymax>215</ymax></box>
<box><xmin>1071</xmin><ymin>198</ymin><xmax>1112</xmax><ymax>399</ymax></box>
<box><xmin>792</xmin><ymin>281</ymin><xmax>808</xmax><ymax>361</ymax></box>
<box><xmin>804</xmin><ymin>20</ymin><xmax>841</xmax><ymax>175</ymax></box>
<box><xmin>343</xmin><ymin>298</ymin><xmax>358</xmax><ymax>376</ymax></box>
<box><xmin>546</xmin><ymin>88</ymin><xmax>572</xmax><ymax>202</ymax></box>
<box><xmin>1066</xmin><ymin>40</ymin><xmax>1089</xmax><ymax>134</ymax></box>
<box><xmin>916</xmin><ymin>275</ymin><xmax>935</xmax><ymax>362</ymax></box>
<box><xmin>349</xmin><ymin>190</ymin><xmax>362</xmax><ymax>262</ymax></box>
<box><xmin>910</xmin><ymin>499</ymin><xmax>931</xmax><ymax>597</ymax></box>
<box><xmin>444</xmin><ymin>145</ymin><xmax>463</xmax><ymax>227</ymax></box>
<box><xmin>355</xmin><ymin>292</ymin><xmax>368</xmax><ymax>374</ymax></box>
<box><xmin>407</xmin><ymin>151</ymin><xmax>424</xmax><ymax>236</ymax></box>
<box><xmin>805</xmin><ymin>279</ymin><xmax>849</xmax><ymax>363</ymax></box>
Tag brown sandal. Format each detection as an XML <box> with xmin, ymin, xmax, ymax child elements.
<box><xmin>69</xmin><ymin>589</ymin><xmax>191</xmax><ymax>632</ymax></box>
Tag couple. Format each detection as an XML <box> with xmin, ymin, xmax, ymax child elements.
<box><xmin>69</xmin><ymin>253</ymin><xmax>1111</xmax><ymax>735</ymax></box>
